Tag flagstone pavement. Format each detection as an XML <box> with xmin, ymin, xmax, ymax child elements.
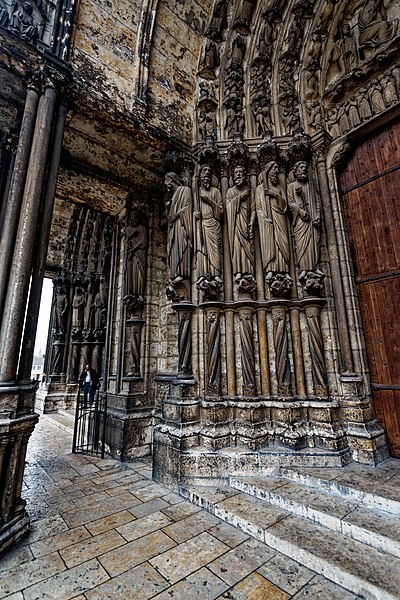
<box><xmin>0</xmin><ymin>419</ymin><xmax>362</xmax><ymax>599</ymax></box>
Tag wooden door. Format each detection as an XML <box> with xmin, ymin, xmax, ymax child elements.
<box><xmin>339</xmin><ymin>119</ymin><xmax>400</xmax><ymax>457</ymax></box>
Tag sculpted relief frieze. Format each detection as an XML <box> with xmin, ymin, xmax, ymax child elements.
<box><xmin>0</xmin><ymin>0</ymin><xmax>75</xmax><ymax>59</ymax></box>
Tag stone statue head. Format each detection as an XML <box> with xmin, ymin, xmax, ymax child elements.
<box><xmin>233</xmin><ymin>165</ymin><xmax>246</xmax><ymax>187</ymax></box>
<box><xmin>199</xmin><ymin>164</ymin><xmax>212</xmax><ymax>189</ymax></box>
<box><xmin>165</xmin><ymin>172</ymin><xmax>180</xmax><ymax>194</ymax></box>
<box><xmin>265</xmin><ymin>161</ymin><xmax>279</xmax><ymax>184</ymax></box>
<box><xmin>23</xmin><ymin>1</ymin><xmax>33</xmax><ymax>14</ymax></box>
<box><xmin>293</xmin><ymin>161</ymin><xmax>308</xmax><ymax>181</ymax></box>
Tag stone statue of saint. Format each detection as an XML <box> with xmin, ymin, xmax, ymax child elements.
<box><xmin>256</xmin><ymin>161</ymin><xmax>290</xmax><ymax>274</ymax></box>
<box><xmin>198</xmin><ymin>39</ymin><xmax>219</xmax><ymax>79</ymax></box>
<box><xmin>287</xmin><ymin>161</ymin><xmax>321</xmax><ymax>272</ymax></box>
<box><xmin>125</xmin><ymin>216</ymin><xmax>147</xmax><ymax>301</ymax></box>
<box><xmin>54</xmin><ymin>286</ymin><xmax>68</xmax><ymax>334</ymax></box>
<box><xmin>358</xmin><ymin>0</ymin><xmax>395</xmax><ymax>57</ymax></box>
<box><xmin>71</xmin><ymin>287</ymin><xmax>85</xmax><ymax>331</ymax></box>
<box><xmin>165</xmin><ymin>172</ymin><xmax>192</xmax><ymax>282</ymax></box>
<box><xmin>331</xmin><ymin>24</ymin><xmax>358</xmax><ymax>76</ymax></box>
<box><xmin>10</xmin><ymin>1</ymin><xmax>40</xmax><ymax>44</ymax></box>
<box><xmin>196</xmin><ymin>165</ymin><xmax>223</xmax><ymax>279</ymax></box>
<box><xmin>93</xmin><ymin>291</ymin><xmax>104</xmax><ymax>331</ymax></box>
<box><xmin>226</xmin><ymin>166</ymin><xmax>255</xmax><ymax>278</ymax></box>
<box><xmin>207</xmin><ymin>0</ymin><xmax>227</xmax><ymax>42</ymax></box>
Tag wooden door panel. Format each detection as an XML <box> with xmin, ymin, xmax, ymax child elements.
<box><xmin>340</xmin><ymin>120</ymin><xmax>400</xmax><ymax>189</ymax></box>
<box><xmin>343</xmin><ymin>170</ymin><xmax>400</xmax><ymax>279</ymax></box>
<box><xmin>340</xmin><ymin>119</ymin><xmax>400</xmax><ymax>457</ymax></box>
<box><xmin>358</xmin><ymin>278</ymin><xmax>400</xmax><ymax>385</ymax></box>
<box><xmin>373</xmin><ymin>390</ymin><xmax>400</xmax><ymax>458</ymax></box>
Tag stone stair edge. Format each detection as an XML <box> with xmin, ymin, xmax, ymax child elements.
<box><xmin>278</xmin><ymin>467</ymin><xmax>400</xmax><ymax>515</ymax></box>
<box><xmin>178</xmin><ymin>481</ymin><xmax>400</xmax><ymax>600</ymax></box>
<box><xmin>229</xmin><ymin>475</ymin><xmax>400</xmax><ymax>560</ymax></box>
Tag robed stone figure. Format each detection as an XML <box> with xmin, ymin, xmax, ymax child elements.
<box><xmin>226</xmin><ymin>165</ymin><xmax>255</xmax><ymax>278</ymax></box>
<box><xmin>287</xmin><ymin>161</ymin><xmax>320</xmax><ymax>272</ymax></box>
<box><xmin>165</xmin><ymin>173</ymin><xmax>193</xmax><ymax>282</ymax></box>
<box><xmin>125</xmin><ymin>217</ymin><xmax>147</xmax><ymax>302</ymax></box>
<box><xmin>255</xmin><ymin>161</ymin><xmax>290</xmax><ymax>274</ymax></box>
<box><xmin>196</xmin><ymin>165</ymin><xmax>223</xmax><ymax>279</ymax></box>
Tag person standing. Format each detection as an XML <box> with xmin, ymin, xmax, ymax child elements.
<box><xmin>79</xmin><ymin>364</ymin><xmax>99</xmax><ymax>406</ymax></box>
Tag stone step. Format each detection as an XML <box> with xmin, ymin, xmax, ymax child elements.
<box><xmin>41</xmin><ymin>412</ymin><xmax>74</xmax><ymax>435</ymax></box>
<box><xmin>230</xmin><ymin>476</ymin><xmax>400</xmax><ymax>559</ymax></box>
<box><xmin>278</xmin><ymin>465</ymin><xmax>400</xmax><ymax>515</ymax></box>
<box><xmin>57</xmin><ymin>408</ymin><xmax>75</xmax><ymax>421</ymax></box>
<box><xmin>179</xmin><ymin>483</ymin><xmax>400</xmax><ymax>600</ymax></box>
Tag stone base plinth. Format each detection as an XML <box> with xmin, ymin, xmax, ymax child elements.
<box><xmin>0</xmin><ymin>382</ymin><xmax>38</xmax><ymax>555</ymax></box>
<box><xmin>0</xmin><ymin>503</ymin><xmax>30</xmax><ymax>555</ymax></box>
<box><xmin>153</xmin><ymin>425</ymin><xmax>200</xmax><ymax>489</ymax></box>
<box><xmin>35</xmin><ymin>382</ymin><xmax>77</xmax><ymax>414</ymax></box>
<box><xmin>104</xmin><ymin>408</ymin><xmax>153</xmax><ymax>460</ymax></box>
<box><xmin>178</xmin><ymin>445</ymin><xmax>353</xmax><ymax>486</ymax></box>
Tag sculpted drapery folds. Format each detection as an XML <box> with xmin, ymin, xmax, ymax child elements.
<box><xmin>165</xmin><ymin>173</ymin><xmax>193</xmax><ymax>283</ymax></box>
<box><xmin>255</xmin><ymin>161</ymin><xmax>290</xmax><ymax>274</ymax></box>
<box><xmin>124</xmin><ymin>216</ymin><xmax>147</xmax><ymax>303</ymax></box>
<box><xmin>196</xmin><ymin>165</ymin><xmax>223</xmax><ymax>280</ymax></box>
<box><xmin>287</xmin><ymin>161</ymin><xmax>321</xmax><ymax>272</ymax></box>
<box><xmin>226</xmin><ymin>166</ymin><xmax>255</xmax><ymax>279</ymax></box>
<box><xmin>54</xmin><ymin>286</ymin><xmax>68</xmax><ymax>335</ymax></box>
<box><xmin>71</xmin><ymin>287</ymin><xmax>85</xmax><ymax>331</ymax></box>
<box><xmin>358</xmin><ymin>0</ymin><xmax>395</xmax><ymax>56</ymax></box>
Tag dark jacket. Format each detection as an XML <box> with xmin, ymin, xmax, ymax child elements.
<box><xmin>79</xmin><ymin>368</ymin><xmax>99</xmax><ymax>389</ymax></box>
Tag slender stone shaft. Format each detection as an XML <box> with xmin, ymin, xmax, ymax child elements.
<box><xmin>221</xmin><ymin>168</ymin><xmax>236</xmax><ymax>396</ymax></box>
<box><xmin>316</xmin><ymin>155</ymin><xmax>353</xmax><ymax>372</ymax></box>
<box><xmin>0</xmin><ymin>86</ymin><xmax>39</xmax><ymax>316</ymax></box>
<box><xmin>18</xmin><ymin>103</ymin><xmax>67</xmax><ymax>381</ymax></box>
<box><xmin>251</xmin><ymin>168</ymin><xmax>271</xmax><ymax>395</ymax></box>
<box><xmin>0</xmin><ymin>85</ymin><xmax>57</xmax><ymax>382</ymax></box>
<box><xmin>290</xmin><ymin>307</ymin><xmax>306</xmax><ymax>396</ymax></box>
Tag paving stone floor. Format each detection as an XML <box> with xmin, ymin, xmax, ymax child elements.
<box><xmin>0</xmin><ymin>419</ymin><xmax>362</xmax><ymax>599</ymax></box>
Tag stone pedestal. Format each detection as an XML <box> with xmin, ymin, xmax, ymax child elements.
<box><xmin>0</xmin><ymin>383</ymin><xmax>38</xmax><ymax>554</ymax></box>
<box><xmin>153</xmin><ymin>378</ymin><xmax>200</xmax><ymax>489</ymax></box>
<box><xmin>105</xmin><ymin>388</ymin><xmax>153</xmax><ymax>460</ymax></box>
<box><xmin>339</xmin><ymin>373</ymin><xmax>389</xmax><ymax>465</ymax></box>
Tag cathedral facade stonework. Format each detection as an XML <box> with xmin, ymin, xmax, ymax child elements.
<box><xmin>0</xmin><ymin>0</ymin><xmax>399</xmax><ymax>552</ymax></box>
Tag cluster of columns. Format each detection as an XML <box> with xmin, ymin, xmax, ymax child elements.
<box><xmin>0</xmin><ymin>65</ymin><xmax>68</xmax><ymax>552</ymax></box>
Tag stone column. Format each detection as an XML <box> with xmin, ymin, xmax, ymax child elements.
<box><xmin>251</xmin><ymin>162</ymin><xmax>270</xmax><ymax>396</ymax></box>
<box><xmin>313</xmin><ymin>139</ymin><xmax>353</xmax><ymax>372</ymax></box>
<box><xmin>176</xmin><ymin>305</ymin><xmax>194</xmax><ymax>379</ymax></box>
<box><xmin>18</xmin><ymin>101</ymin><xmax>68</xmax><ymax>381</ymax></box>
<box><xmin>304</xmin><ymin>303</ymin><xmax>328</xmax><ymax>397</ymax></box>
<box><xmin>0</xmin><ymin>82</ymin><xmax>57</xmax><ymax>381</ymax></box>
<box><xmin>271</xmin><ymin>306</ymin><xmax>292</xmax><ymax>396</ymax></box>
<box><xmin>205</xmin><ymin>309</ymin><xmax>221</xmax><ymax>396</ymax></box>
<box><xmin>289</xmin><ymin>307</ymin><xmax>306</xmax><ymax>396</ymax></box>
<box><xmin>0</xmin><ymin>74</ymin><xmax>59</xmax><ymax>552</ymax></box>
<box><xmin>238</xmin><ymin>309</ymin><xmax>256</xmax><ymax>396</ymax></box>
<box><xmin>0</xmin><ymin>80</ymin><xmax>40</xmax><ymax>316</ymax></box>
<box><xmin>221</xmin><ymin>163</ymin><xmax>236</xmax><ymax>396</ymax></box>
